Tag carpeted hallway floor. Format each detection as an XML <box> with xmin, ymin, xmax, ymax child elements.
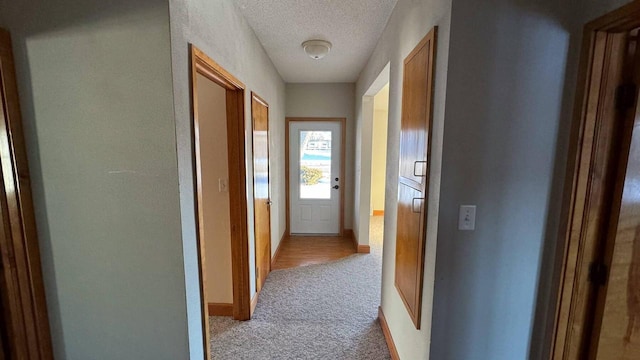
<box><xmin>210</xmin><ymin>216</ymin><xmax>388</xmax><ymax>359</ymax></box>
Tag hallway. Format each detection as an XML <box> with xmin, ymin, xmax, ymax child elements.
<box><xmin>210</xmin><ymin>217</ymin><xmax>385</xmax><ymax>359</ymax></box>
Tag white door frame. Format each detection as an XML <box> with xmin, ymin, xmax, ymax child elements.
<box><xmin>355</xmin><ymin>63</ymin><xmax>390</xmax><ymax>247</ymax></box>
<box><xmin>286</xmin><ymin>117</ymin><xmax>346</xmax><ymax>236</ymax></box>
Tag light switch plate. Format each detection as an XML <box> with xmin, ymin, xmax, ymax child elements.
<box><xmin>458</xmin><ymin>205</ymin><xmax>476</xmax><ymax>231</ymax></box>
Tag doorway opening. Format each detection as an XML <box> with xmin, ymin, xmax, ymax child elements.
<box><xmin>357</xmin><ymin>63</ymin><xmax>390</xmax><ymax>255</ymax></box>
<box><xmin>369</xmin><ymin>83</ymin><xmax>390</xmax><ymax>253</ymax></box>
<box><xmin>189</xmin><ymin>45</ymin><xmax>251</xmax><ymax>358</ymax></box>
<box><xmin>551</xmin><ymin>2</ymin><xmax>640</xmax><ymax>358</ymax></box>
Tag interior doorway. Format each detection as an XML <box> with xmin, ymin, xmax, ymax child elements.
<box><xmin>370</xmin><ymin>83</ymin><xmax>389</xmax><ymax>230</ymax></box>
<box><xmin>356</xmin><ymin>63</ymin><xmax>390</xmax><ymax>252</ymax></box>
<box><xmin>189</xmin><ymin>45</ymin><xmax>251</xmax><ymax>359</ymax></box>
<box><xmin>195</xmin><ymin>72</ymin><xmax>234</xmax><ymax>318</ymax></box>
<box><xmin>370</xmin><ymin>84</ymin><xmax>389</xmax><ymax>218</ymax></box>
<box><xmin>552</xmin><ymin>2</ymin><xmax>640</xmax><ymax>358</ymax></box>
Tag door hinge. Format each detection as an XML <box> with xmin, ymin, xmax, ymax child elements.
<box><xmin>616</xmin><ymin>83</ymin><xmax>637</xmax><ymax>110</ymax></box>
<box><xmin>588</xmin><ymin>261</ymin><xmax>608</xmax><ymax>286</ymax></box>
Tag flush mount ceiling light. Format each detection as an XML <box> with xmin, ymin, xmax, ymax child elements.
<box><xmin>302</xmin><ymin>40</ymin><xmax>332</xmax><ymax>60</ymax></box>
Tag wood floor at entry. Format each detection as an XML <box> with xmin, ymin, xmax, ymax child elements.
<box><xmin>272</xmin><ymin>235</ymin><xmax>356</xmax><ymax>270</ymax></box>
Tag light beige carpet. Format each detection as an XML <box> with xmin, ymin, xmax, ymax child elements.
<box><xmin>209</xmin><ymin>216</ymin><xmax>387</xmax><ymax>359</ymax></box>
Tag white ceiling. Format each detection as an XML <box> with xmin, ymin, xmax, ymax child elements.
<box><xmin>234</xmin><ymin>0</ymin><xmax>398</xmax><ymax>83</ymax></box>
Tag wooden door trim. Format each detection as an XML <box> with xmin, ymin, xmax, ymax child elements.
<box><xmin>189</xmin><ymin>44</ymin><xmax>251</xmax><ymax>359</ymax></box>
<box><xmin>251</xmin><ymin>92</ymin><xmax>268</xmax><ymax>108</ymax></box>
<box><xmin>285</xmin><ymin>117</ymin><xmax>346</xmax><ymax>236</ymax></box>
<box><xmin>0</xmin><ymin>27</ymin><xmax>53</xmax><ymax>360</ymax></box>
<box><xmin>250</xmin><ymin>91</ymin><xmax>271</xmax><ymax>294</ymax></box>
<box><xmin>551</xmin><ymin>2</ymin><xmax>640</xmax><ymax>358</ymax></box>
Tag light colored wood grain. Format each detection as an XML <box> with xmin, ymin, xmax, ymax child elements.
<box><xmin>271</xmin><ymin>235</ymin><xmax>356</xmax><ymax>270</ymax></box>
<box><xmin>378</xmin><ymin>307</ymin><xmax>400</xmax><ymax>360</ymax></box>
<box><xmin>372</xmin><ymin>210</ymin><xmax>384</xmax><ymax>216</ymax></box>
<box><xmin>251</xmin><ymin>92</ymin><xmax>271</xmax><ymax>295</ymax></box>
<box><xmin>0</xmin><ymin>27</ymin><xmax>53</xmax><ymax>360</ymax></box>
<box><xmin>394</xmin><ymin>27</ymin><xmax>437</xmax><ymax>330</ymax></box>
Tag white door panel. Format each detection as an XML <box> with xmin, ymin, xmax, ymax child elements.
<box><xmin>289</xmin><ymin>121</ymin><xmax>341</xmax><ymax>234</ymax></box>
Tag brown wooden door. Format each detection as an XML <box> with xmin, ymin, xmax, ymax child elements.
<box><xmin>251</xmin><ymin>93</ymin><xmax>271</xmax><ymax>293</ymax></box>
<box><xmin>394</xmin><ymin>27</ymin><xmax>437</xmax><ymax>329</ymax></box>
<box><xmin>0</xmin><ymin>28</ymin><xmax>52</xmax><ymax>359</ymax></box>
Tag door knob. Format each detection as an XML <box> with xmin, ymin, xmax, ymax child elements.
<box><xmin>266</xmin><ymin>200</ymin><xmax>272</xmax><ymax>205</ymax></box>
<box><xmin>332</xmin><ymin>185</ymin><xmax>340</xmax><ymax>189</ymax></box>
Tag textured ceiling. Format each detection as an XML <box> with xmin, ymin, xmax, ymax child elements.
<box><xmin>234</xmin><ymin>0</ymin><xmax>398</xmax><ymax>83</ymax></box>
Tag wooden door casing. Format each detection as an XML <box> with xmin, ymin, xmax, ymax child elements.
<box><xmin>190</xmin><ymin>45</ymin><xmax>251</xmax><ymax>359</ymax></box>
<box><xmin>0</xmin><ymin>28</ymin><xmax>53</xmax><ymax>359</ymax></box>
<box><xmin>590</xmin><ymin>30</ymin><xmax>640</xmax><ymax>359</ymax></box>
<box><xmin>551</xmin><ymin>3</ymin><xmax>640</xmax><ymax>358</ymax></box>
<box><xmin>394</xmin><ymin>27</ymin><xmax>437</xmax><ymax>330</ymax></box>
<box><xmin>251</xmin><ymin>93</ymin><xmax>271</xmax><ymax>294</ymax></box>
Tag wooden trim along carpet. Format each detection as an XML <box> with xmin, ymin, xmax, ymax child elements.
<box><xmin>378</xmin><ymin>306</ymin><xmax>400</xmax><ymax>360</ymax></box>
<box><xmin>250</xmin><ymin>291</ymin><xmax>259</xmax><ymax>316</ymax></box>
<box><xmin>271</xmin><ymin>232</ymin><xmax>286</xmax><ymax>268</ymax></box>
<box><xmin>208</xmin><ymin>303</ymin><xmax>233</xmax><ymax>317</ymax></box>
<box><xmin>346</xmin><ymin>229</ymin><xmax>371</xmax><ymax>253</ymax></box>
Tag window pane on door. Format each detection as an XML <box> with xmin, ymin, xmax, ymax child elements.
<box><xmin>299</xmin><ymin>130</ymin><xmax>332</xmax><ymax>199</ymax></box>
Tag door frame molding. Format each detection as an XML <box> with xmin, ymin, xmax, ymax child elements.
<box><xmin>0</xmin><ymin>27</ymin><xmax>53</xmax><ymax>360</ymax></box>
<box><xmin>550</xmin><ymin>2</ymin><xmax>640</xmax><ymax>358</ymax></box>
<box><xmin>189</xmin><ymin>45</ymin><xmax>251</xmax><ymax>359</ymax></box>
<box><xmin>285</xmin><ymin>117</ymin><xmax>346</xmax><ymax>236</ymax></box>
<box><xmin>250</xmin><ymin>91</ymin><xmax>271</xmax><ymax>302</ymax></box>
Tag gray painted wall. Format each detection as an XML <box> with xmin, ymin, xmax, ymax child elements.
<box><xmin>168</xmin><ymin>0</ymin><xmax>287</xmax><ymax>357</ymax></box>
<box><xmin>0</xmin><ymin>0</ymin><xmax>189</xmax><ymax>358</ymax></box>
<box><xmin>431</xmin><ymin>0</ymin><xmax>603</xmax><ymax>359</ymax></box>
<box><xmin>354</xmin><ymin>0</ymin><xmax>452</xmax><ymax>358</ymax></box>
<box><xmin>285</xmin><ymin>83</ymin><xmax>356</xmax><ymax>230</ymax></box>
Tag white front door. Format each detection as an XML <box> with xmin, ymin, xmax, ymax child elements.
<box><xmin>289</xmin><ymin>121</ymin><xmax>341</xmax><ymax>234</ymax></box>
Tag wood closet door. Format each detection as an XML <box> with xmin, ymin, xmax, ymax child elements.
<box><xmin>394</xmin><ymin>27</ymin><xmax>437</xmax><ymax>329</ymax></box>
<box><xmin>251</xmin><ymin>93</ymin><xmax>271</xmax><ymax>294</ymax></box>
